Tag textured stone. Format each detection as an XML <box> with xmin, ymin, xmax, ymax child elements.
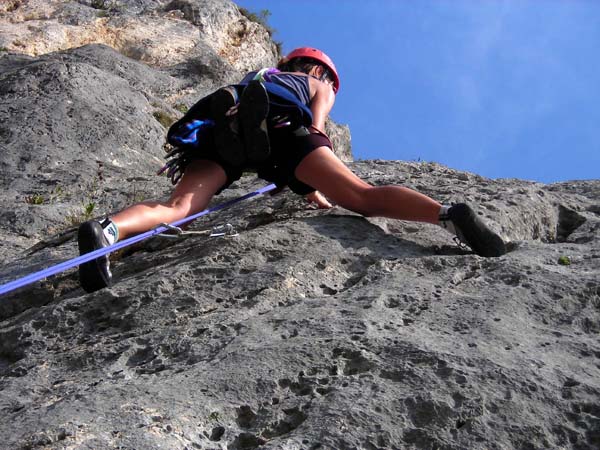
<box><xmin>325</xmin><ymin>119</ymin><xmax>352</xmax><ymax>162</ymax></box>
<box><xmin>0</xmin><ymin>0</ymin><xmax>278</xmax><ymax>72</ymax></box>
<box><xmin>1</xmin><ymin>1</ymin><xmax>599</xmax><ymax>449</ymax></box>
<box><xmin>1</xmin><ymin>164</ymin><xmax>599</xmax><ymax>449</ymax></box>
<box><xmin>0</xmin><ymin>44</ymin><xmax>180</xmax><ymax>260</ymax></box>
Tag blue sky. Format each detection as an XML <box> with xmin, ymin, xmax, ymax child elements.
<box><xmin>235</xmin><ymin>0</ymin><xmax>599</xmax><ymax>183</ymax></box>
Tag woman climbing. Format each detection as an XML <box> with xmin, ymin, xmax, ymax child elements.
<box><xmin>78</xmin><ymin>47</ymin><xmax>506</xmax><ymax>293</ymax></box>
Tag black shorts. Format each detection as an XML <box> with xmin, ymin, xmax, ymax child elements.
<box><xmin>187</xmin><ymin>129</ymin><xmax>332</xmax><ymax>195</ymax></box>
<box><xmin>168</xmin><ymin>87</ymin><xmax>331</xmax><ymax>195</ymax></box>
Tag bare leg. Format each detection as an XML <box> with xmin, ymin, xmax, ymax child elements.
<box><xmin>295</xmin><ymin>147</ymin><xmax>441</xmax><ymax>223</ymax></box>
<box><xmin>111</xmin><ymin>160</ymin><xmax>228</xmax><ymax>239</ymax></box>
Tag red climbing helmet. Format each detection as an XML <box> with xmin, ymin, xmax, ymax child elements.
<box><xmin>281</xmin><ymin>47</ymin><xmax>340</xmax><ymax>94</ymax></box>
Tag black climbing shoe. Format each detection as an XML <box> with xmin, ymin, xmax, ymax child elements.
<box><xmin>442</xmin><ymin>203</ymin><xmax>506</xmax><ymax>257</ymax></box>
<box><xmin>78</xmin><ymin>220</ymin><xmax>112</xmax><ymax>292</ymax></box>
<box><xmin>239</xmin><ymin>80</ymin><xmax>271</xmax><ymax>163</ymax></box>
<box><xmin>211</xmin><ymin>87</ymin><xmax>246</xmax><ymax>166</ymax></box>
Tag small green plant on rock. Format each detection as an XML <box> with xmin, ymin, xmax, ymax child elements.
<box><xmin>25</xmin><ymin>193</ymin><xmax>45</xmax><ymax>205</ymax></box>
<box><xmin>91</xmin><ymin>0</ymin><xmax>109</xmax><ymax>9</ymax></box>
<box><xmin>558</xmin><ymin>255</ymin><xmax>571</xmax><ymax>266</ymax></box>
<box><xmin>49</xmin><ymin>186</ymin><xmax>65</xmax><ymax>203</ymax></box>
<box><xmin>153</xmin><ymin>110</ymin><xmax>176</xmax><ymax>129</ymax></box>
<box><xmin>174</xmin><ymin>103</ymin><xmax>189</xmax><ymax>114</ymax></box>
<box><xmin>65</xmin><ymin>201</ymin><xmax>97</xmax><ymax>227</ymax></box>
<box><xmin>84</xmin><ymin>202</ymin><xmax>96</xmax><ymax>218</ymax></box>
<box><xmin>25</xmin><ymin>185</ymin><xmax>67</xmax><ymax>206</ymax></box>
<box><xmin>64</xmin><ymin>161</ymin><xmax>105</xmax><ymax>227</ymax></box>
<box><xmin>238</xmin><ymin>7</ymin><xmax>277</xmax><ymax>37</ymax></box>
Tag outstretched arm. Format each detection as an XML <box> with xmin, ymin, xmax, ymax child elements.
<box><xmin>303</xmin><ymin>77</ymin><xmax>336</xmax><ymax>207</ymax></box>
<box><xmin>308</xmin><ymin>78</ymin><xmax>336</xmax><ymax>133</ymax></box>
<box><xmin>282</xmin><ymin>71</ymin><xmax>335</xmax><ymax>132</ymax></box>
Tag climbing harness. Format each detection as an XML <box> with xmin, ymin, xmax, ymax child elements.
<box><xmin>252</xmin><ymin>67</ymin><xmax>280</xmax><ymax>83</ymax></box>
<box><xmin>160</xmin><ymin>119</ymin><xmax>216</xmax><ymax>185</ymax></box>
<box><xmin>0</xmin><ymin>183</ymin><xmax>277</xmax><ymax>296</ymax></box>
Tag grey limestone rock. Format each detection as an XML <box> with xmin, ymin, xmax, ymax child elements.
<box><xmin>0</xmin><ymin>1</ymin><xmax>599</xmax><ymax>449</ymax></box>
<box><xmin>0</xmin><ymin>44</ymin><xmax>180</xmax><ymax>261</ymax></box>
<box><xmin>1</xmin><ymin>165</ymin><xmax>599</xmax><ymax>449</ymax></box>
<box><xmin>325</xmin><ymin>119</ymin><xmax>352</xmax><ymax>163</ymax></box>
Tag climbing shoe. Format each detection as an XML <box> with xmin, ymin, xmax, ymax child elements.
<box><xmin>238</xmin><ymin>80</ymin><xmax>271</xmax><ymax>163</ymax></box>
<box><xmin>210</xmin><ymin>87</ymin><xmax>246</xmax><ymax>166</ymax></box>
<box><xmin>78</xmin><ymin>220</ymin><xmax>112</xmax><ymax>292</ymax></box>
<box><xmin>440</xmin><ymin>203</ymin><xmax>506</xmax><ymax>257</ymax></box>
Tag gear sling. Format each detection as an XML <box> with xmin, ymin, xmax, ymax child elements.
<box><xmin>164</xmin><ymin>79</ymin><xmax>316</xmax><ymax>178</ymax></box>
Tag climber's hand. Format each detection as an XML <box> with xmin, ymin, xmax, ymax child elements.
<box><xmin>305</xmin><ymin>191</ymin><xmax>333</xmax><ymax>209</ymax></box>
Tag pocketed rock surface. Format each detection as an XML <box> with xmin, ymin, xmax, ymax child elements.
<box><xmin>1</xmin><ymin>166</ymin><xmax>599</xmax><ymax>450</ymax></box>
<box><xmin>1</xmin><ymin>1</ymin><xmax>600</xmax><ymax>450</ymax></box>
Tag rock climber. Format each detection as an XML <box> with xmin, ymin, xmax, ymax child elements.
<box><xmin>78</xmin><ymin>47</ymin><xmax>506</xmax><ymax>293</ymax></box>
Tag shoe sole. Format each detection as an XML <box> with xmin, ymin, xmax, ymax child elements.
<box><xmin>78</xmin><ymin>221</ymin><xmax>111</xmax><ymax>293</ymax></box>
<box><xmin>239</xmin><ymin>80</ymin><xmax>270</xmax><ymax>163</ymax></box>
<box><xmin>211</xmin><ymin>88</ymin><xmax>246</xmax><ymax>166</ymax></box>
<box><xmin>450</xmin><ymin>204</ymin><xmax>506</xmax><ymax>257</ymax></box>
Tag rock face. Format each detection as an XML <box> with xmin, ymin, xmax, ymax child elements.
<box><xmin>0</xmin><ymin>0</ymin><xmax>276</xmax><ymax>73</ymax></box>
<box><xmin>1</xmin><ymin>1</ymin><xmax>599</xmax><ymax>449</ymax></box>
<box><xmin>0</xmin><ymin>0</ymin><xmax>351</xmax><ymax>263</ymax></box>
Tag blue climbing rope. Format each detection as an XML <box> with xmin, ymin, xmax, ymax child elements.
<box><xmin>0</xmin><ymin>183</ymin><xmax>277</xmax><ymax>297</ymax></box>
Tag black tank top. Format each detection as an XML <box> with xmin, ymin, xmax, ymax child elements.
<box><xmin>240</xmin><ymin>70</ymin><xmax>311</xmax><ymax>106</ymax></box>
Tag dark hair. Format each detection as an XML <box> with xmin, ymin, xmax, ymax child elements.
<box><xmin>277</xmin><ymin>56</ymin><xmax>317</xmax><ymax>73</ymax></box>
<box><xmin>277</xmin><ymin>57</ymin><xmax>334</xmax><ymax>84</ymax></box>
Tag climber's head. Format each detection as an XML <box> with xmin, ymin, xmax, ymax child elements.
<box><xmin>277</xmin><ymin>47</ymin><xmax>340</xmax><ymax>94</ymax></box>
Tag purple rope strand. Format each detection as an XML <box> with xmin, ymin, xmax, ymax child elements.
<box><xmin>0</xmin><ymin>183</ymin><xmax>277</xmax><ymax>297</ymax></box>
